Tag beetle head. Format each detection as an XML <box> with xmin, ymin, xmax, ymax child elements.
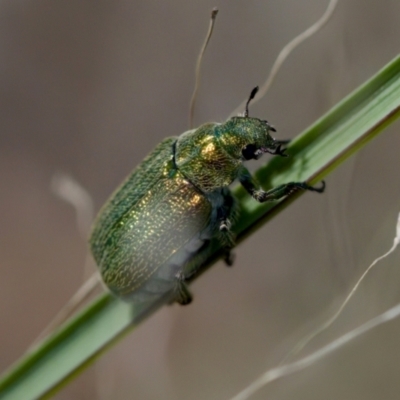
<box><xmin>223</xmin><ymin>116</ymin><xmax>280</xmax><ymax>161</ymax></box>
<box><xmin>224</xmin><ymin>87</ymin><xmax>287</xmax><ymax>161</ymax></box>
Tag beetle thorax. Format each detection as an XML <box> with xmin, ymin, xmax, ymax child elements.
<box><xmin>220</xmin><ymin>116</ymin><xmax>276</xmax><ymax>154</ymax></box>
<box><xmin>174</xmin><ymin>122</ymin><xmax>242</xmax><ymax>193</ymax></box>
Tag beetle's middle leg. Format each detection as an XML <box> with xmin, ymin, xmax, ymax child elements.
<box><xmin>172</xmin><ymin>189</ymin><xmax>239</xmax><ymax>304</ymax></box>
<box><xmin>215</xmin><ymin>188</ymin><xmax>238</xmax><ymax>266</ymax></box>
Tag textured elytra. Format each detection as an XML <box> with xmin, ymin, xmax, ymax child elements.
<box><xmin>90</xmin><ymin>137</ymin><xmax>212</xmax><ymax>298</ymax></box>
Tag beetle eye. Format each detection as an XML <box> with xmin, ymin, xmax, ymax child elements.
<box><xmin>242</xmin><ymin>144</ymin><xmax>258</xmax><ymax>160</ymax></box>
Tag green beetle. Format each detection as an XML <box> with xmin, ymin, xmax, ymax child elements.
<box><xmin>89</xmin><ymin>87</ymin><xmax>324</xmax><ymax>305</ymax></box>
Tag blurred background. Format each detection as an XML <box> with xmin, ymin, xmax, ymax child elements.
<box><xmin>1</xmin><ymin>0</ymin><xmax>400</xmax><ymax>399</ymax></box>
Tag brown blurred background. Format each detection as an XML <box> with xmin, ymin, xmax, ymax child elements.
<box><xmin>1</xmin><ymin>1</ymin><xmax>400</xmax><ymax>399</ymax></box>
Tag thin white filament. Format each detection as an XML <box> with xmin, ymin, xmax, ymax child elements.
<box><xmin>229</xmin><ymin>0</ymin><xmax>338</xmax><ymax>117</ymax></box>
<box><xmin>51</xmin><ymin>172</ymin><xmax>94</xmax><ymax>239</ymax></box>
<box><xmin>27</xmin><ymin>174</ymin><xmax>102</xmax><ymax>349</ymax></box>
<box><xmin>230</xmin><ymin>301</ymin><xmax>400</xmax><ymax>400</ymax></box>
<box><xmin>229</xmin><ymin>211</ymin><xmax>400</xmax><ymax>400</ymax></box>
<box><xmin>280</xmin><ymin>212</ymin><xmax>400</xmax><ymax>364</ymax></box>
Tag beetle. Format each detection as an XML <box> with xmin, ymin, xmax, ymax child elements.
<box><xmin>89</xmin><ymin>87</ymin><xmax>325</xmax><ymax>305</ymax></box>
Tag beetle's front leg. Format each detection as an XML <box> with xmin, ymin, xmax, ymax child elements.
<box><xmin>239</xmin><ymin>167</ymin><xmax>325</xmax><ymax>203</ymax></box>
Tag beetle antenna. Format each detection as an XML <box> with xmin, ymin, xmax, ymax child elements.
<box><xmin>229</xmin><ymin>0</ymin><xmax>338</xmax><ymax>117</ymax></box>
<box><xmin>244</xmin><ymin>86</ymin><xmax>259</xmax><ymax>117</ymax></box>
<box><xmin>189</xmin><ymin>8</ymin><xmax>219</xmax><ymax>129</ymax></box>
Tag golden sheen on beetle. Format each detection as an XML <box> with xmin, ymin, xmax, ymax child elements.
<box><xmin>89</xmin><ymin>88</ymin><xmax>325</xmax><ymax>305</ymax></box>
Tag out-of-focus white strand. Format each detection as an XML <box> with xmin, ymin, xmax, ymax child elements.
<box><xmin>230</xmin><ymin>301</ymin><xmax>400</xmax><ymax>400</ymax></box>
<box><xmin>230</xmin><ymin>0</ymin><xmax>338</xmax><ymax>117</ymax></box>
<box><xmin>394</xmin><ymin>212</ymin><xmax>400</xmax><ymax>246</ymax></box>
<box><xmin>28</xmin><ymin>172</ymin><xmax>103</xmax><ymax>351</ymax></box>
<box><xmin>51</xmin><ymin>172</ymin><xmax>94</xmax><ymax>239</ymax></box>
<box><xmin>230</xmin><ymin>211</ymin><xmax>400</xmax><ymax>400</ymax></box>
<box><xmin>280</xmin><ymin>211</ymin><xmax>400</xmax><ymax>365</ymax></box>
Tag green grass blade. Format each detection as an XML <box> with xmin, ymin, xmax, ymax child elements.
<box><xmin>1</xmin><ymin>54</ymin><xmax>399</xmax><ymax>400</ymax></box>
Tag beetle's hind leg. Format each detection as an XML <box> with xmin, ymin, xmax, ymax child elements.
<box><xmin>172</xmin><ymin>189</ymin><xmax>239</xmax><ymax>305</ymax></box>
<box><xmin>171</xmin><ymin>234</ymin><xmax>216</xmax><ymax>305</ymax></box>
<box><xmin>172</xmin><ymin>241</ymin><xmax>213</xmax><ymax>305</ymax></box>
<box><xmin>174</xmin><ymin>271</ymin><xmax>193</xmax><ymax>305</ymax></box>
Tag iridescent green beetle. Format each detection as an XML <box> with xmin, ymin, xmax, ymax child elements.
<box><xmin>89</xmin><ymin>87</ymin><xmax>324</xmax><ymax>305</ymax></box>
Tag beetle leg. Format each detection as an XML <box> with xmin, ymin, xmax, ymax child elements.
<box><xmin>252</xmin><ymin>181</ymin><xmax>325</xmax><ymax>202</ymax></box>
<box><xmin>239</xmin><ymin>167</ymin><xmax>325</xmax><ymax>202</ymax></box>
<box><xmin>216</xmin><ymin>188</ymin><xmax>238</xmax><ymax>266</ymax></box>
<box><xmin>224</xmin><ymin>250</ymin><xmax>235</xmax><ymax>266</ymax></box>
<box><xmin>219</xmin><ymin>222</ymin><xmax>235</xmax><ymax>267</ymax></box>
<box><xmin>174</xmin><ymin>271</ymin><xmax>193</xmax><ymax>305</ymax></box>
<box><xmin>219</xmin><ymin>217</ymin><xmax>231</xmax><ymax>231</ymax></box>
<box><xmin>219</xmin><ymin>218</ymin><xmax>235</xmax><ymax>246</ymax></box>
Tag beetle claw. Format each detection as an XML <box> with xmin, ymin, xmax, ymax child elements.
<box><xmin>224</xmin><ymin>249</ymin><xmax>235</xmax><ymax>267</ymax></box>
<box><xmin>262</xmin><ymin>144</ymin><xmax>288</xmax><ymax>157</ymax></box>
<box><xmin>274</xmin><ymin>144</ymin><xmax>288</xmax><ymax>157</ymax></box>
